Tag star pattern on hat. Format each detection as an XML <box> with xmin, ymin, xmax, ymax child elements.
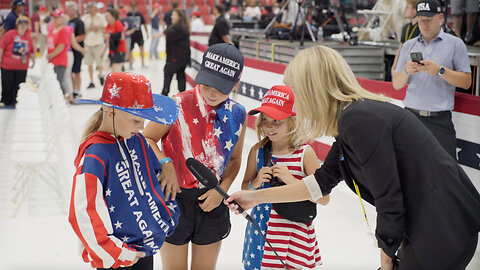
<box><xmin>121</xmin><ymin>236</ymin><xmax>129</xmax><ymax>242</ymax></box>
<box><xmin>153</xmin><ymin>106</ymin><xmax>163</xmax><ymax>112</ymax></box>
<box><xmin>155</xmin><ymin>117</ymin><xmax>167</xmax><ymax>124</ymax></box>
<box><xmin>109</xmin><ymin>83</ymin><xmax>122</xmax><ymax>99</ymax></box>
<box><xmin>131</xmin><ymin>100</ymin><xmax>144</xmax><ymax>109</ymax></box>
<box><xmin>114</xmin><ymin>220</ymin><xmax>123</xmax><ymax>229</ymax></box>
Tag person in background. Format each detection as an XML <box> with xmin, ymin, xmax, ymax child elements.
<box><xmin>227</xmin><ymin>6</ymin><xmax>242</xmax><ymax>20</ymax></box>
<box><xmin>259</xmin><ymin>5</ymin><xmax>276</xmax><ymax>28</ymax></box>
<box><xmin>243</xmin><ymin>0</ymin><xmax>261</xmax><ymax>21</ymax></box>
<box><xmin>47</xmin><ymin>8</ymin><xmax>72</xmax><ymax>103</ymax></box>
<box><xmin>30</xmin><ymin>5</ymin><xmax>42</xmax><ymax>55</ymax></box>
<box><xmin>391</xmin><ymin>0</ymin><xmax>420</xmax><ymax>77</ymax></box>
<box><xmin>119</xmin><ymin>7</ymin><xmax>134</xmax><ymax>70</ymax></box>
<box><xmin>161</xmin><ymin>9</ymin><xmax>190</xmax><ymax>96</ymax></box>
<box><xmin>82</xmin><ymin>1</ymin><xmax>107</xmax><ymax>88</ymax></box>
<box><xmin>127</xmin><ymin>2</ymin><xmax>148</xmax><ymax>69</ymax></box>
<box><xmin>163</xmin><ymin>1</ymin><xmax>178</xmax><ymax>28</ymax></box>
<box><xmin>226</xmin><ymin>45</ymin><xmax>480</xmax><ymax>270</ymax></box>
<box><xmin>209</xmin><ymin>4</ymin><xmax>231</xmax><ymax>46</ymax></box>
<box><xmin>392</xmin><ymin>0</ymin><xmax>471</xmax><ymax>159</ymax></box>
<box><xmin>190</xmin><ymin>11</ymin><xmax>205</xmax><ymax>32</ymax></box>
<box><xmin>0</xmin><ymin>16</ymin><xmax>34</xmax><ymax>109</ymax></box>
<box><xmin>105</xmin><ymin>8</ymin><xmax>126</xmax><ymax>72</ymax></box>
<box><xmin>149</xmin><ymin>3</ymin><xmax>161</xmax><ymax>60</ymax></box>
<box><xmin>0</xmin><ymin>0</ymin><xmax>27</xmax><ymax>40</ymax></box>
<box><xmin>65</xmin><ymin>1</ymin><xmax>86</xmax><ymax>99</ymax></box>
<box><xmin>451</xmin><ymin>0</ymin><xmax>478</xmax><ymax>44</ymax></box>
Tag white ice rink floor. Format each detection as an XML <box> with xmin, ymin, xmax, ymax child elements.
<box><xmin>0</xmin><ymin>57</ymin><xmax>479</xmax><ymax>270</ymax></box>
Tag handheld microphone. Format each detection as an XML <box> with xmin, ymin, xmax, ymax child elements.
<box><xmin>185</xmin><ymin>157</ymin><xmax>290</xmax><ymax>270</ymax></box>
<box><xmin>185</xmin><ymin>157</ymin><xmax>248</xmax><ymax>217</ymax></box>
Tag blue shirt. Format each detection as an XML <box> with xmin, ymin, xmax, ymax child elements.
<box><xmin>3</xmin><ymin>11</ymin><xmax>18</xmax><ymax>31</ymax></box>
<box><xmin>395</xmin><ymin>29</ymin><xmax>471</xmax><ymax>111</ymax></box>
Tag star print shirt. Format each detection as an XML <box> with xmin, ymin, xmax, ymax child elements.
<box><xmin>69</xmin><ymin>131</ymin><xmax>180</xmax><ymax>269</ymax></box>
<box><xmin>162</xmin><ymin>85</ymin><xmax>246</xmax><ymax>188</ymax></box>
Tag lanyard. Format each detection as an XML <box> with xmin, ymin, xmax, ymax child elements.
<box><xmin>405</xmin><ymin>23</ymin><xmax>418</xmax><ymax>42</ymax></box>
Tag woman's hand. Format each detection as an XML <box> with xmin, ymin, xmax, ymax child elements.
<box><xmin>224</xmin><ymin>190</ymin><xmax>260</xmax><ymax>214</ymax></box>
<box><xmin>250</xmin><ymin>167</ymin><xmax>273</xmax><ymax>189</ymax></box>
<box><xmin>380</xmin><ymin>249</ymin><xmax>394</xmax><ymax>270</ymax></box>
<box><xmin>157</xmin><ymin>162</ymin><xmax>181</xmax><ymax>200</ymax></box>
<box><xmin>272</xmin><ymin>164</ymin><xmax>297</xmax><ymax>185</ymax></box>
<box><xmin>126</xmin><ymin>251</ymin><xmax>146</xmax><ymax>267</ymax></box>
<box><xmin>198</xmin><ymin>189</ymin><xmax>223</xmax><ymax>212</ymax></box>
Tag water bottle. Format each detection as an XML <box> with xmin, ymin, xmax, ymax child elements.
<box><xmin>317</xmin><ymin>26</ymin><xmax>323</xmax><ymax>42</ymax></box>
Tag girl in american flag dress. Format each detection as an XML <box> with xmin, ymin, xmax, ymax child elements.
<box><xmin>143</xmin><ymin>43</ymin><xmax>248</xmax><ymax>270</ymax></box>
<box><xmin>242</xmin><ymin>85</ymin><xmax>330</xmax><ymax>270</ymax></box>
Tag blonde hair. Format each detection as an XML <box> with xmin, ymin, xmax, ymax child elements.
<box><xmin>253</xmin><ymin>113</ymin><xmax>304</xmax><ymax>152</ymax></box>
<box><xmin>283</xmin><ymin>46</ymin><xmax>389</xmax><ymax>139</ymax></box>
<box><xmin>81</xmin><ymin>108</ymin><xmax>104</xmax><ymax>143</ymax></box>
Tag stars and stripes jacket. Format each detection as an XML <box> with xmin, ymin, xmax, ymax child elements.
<box><xmin>69</xmin><ymin>131</ymin><xmax>180</xmax><ymax>268</ymax></box>
<box><xmin>162</xmin><ymin>85</ymin><xmax>246</xmax><ymax>188</ymax></box>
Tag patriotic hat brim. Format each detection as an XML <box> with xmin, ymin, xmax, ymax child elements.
<box><xmin>76</xmin><ymin>94</ymin><xmax>178</xmax><ymax>125</ymax></box>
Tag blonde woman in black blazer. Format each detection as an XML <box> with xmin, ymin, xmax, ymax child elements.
<box><xmin>227</xmin><ymin>46</ymin><xmax>480</xmax><ymax>270</ymax></box>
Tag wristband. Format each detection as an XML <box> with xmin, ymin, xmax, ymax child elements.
<box><xmin>159</xmin><ymin>157</ymin><xmax>172</xmax><ymax>166</ymax></box>
<box><xmin>248</xmin><ymin>179</ymin><xmax>256</xmax><ymax>190</ymax></box>
<box><xmin>403</xmin><ymin>66</ymin><xmax>409</xmax><ymax>76</ymax></box>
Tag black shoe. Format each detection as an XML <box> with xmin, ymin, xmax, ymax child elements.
<box><xmin>99</xmin><ymin>76</ymin><xmax>105</xmax><ymax>86</ymax></box>
<box><xmin>73</xmin><ymin>91</ymin><xmax>82</xmax><ymax>99</ymax></box>
<box><xmin>87</xmin><ymin>82</ymin><xmax>95</xmax><ymax>89</ymax></box>
<box><xmin>464</xmin><ymin>33</ymin><xmax>474</xmax><ymax>45</ymax></box>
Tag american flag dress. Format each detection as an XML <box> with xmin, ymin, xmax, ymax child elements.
<box><xmin>243</xmin><ymin>144</ymin><xmax>322</xmax><ymax>269</ymax></box>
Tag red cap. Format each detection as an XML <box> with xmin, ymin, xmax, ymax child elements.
<box><xmin>120</xmin><ymin>8</ymin><xmax>127</xmax><ymax>16</ymax></box>
<box><xmin>51</xmin><ymin>8</ymin><xmax>65</xmax><ymax>17</ymax></box>
<box><xmin>192</xmin><ymin>11</ymin><xmax>200</xmax><ymax>17</ymax></box>
<box><xmin>249</xmin><ymin>85</ymin><xmax>296</xmax><ymax>120</ymax></box>
<box><xmin>261</xmin><ymin>9</ymin><xmax>267</xmax><ymax>15</ymax></box>
<box><xmin>39</xmin><ymin>6</ymin><xmax>46</xmax><ymax>12</ymax></box>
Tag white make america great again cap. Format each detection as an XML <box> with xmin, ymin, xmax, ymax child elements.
<box><xmin>195</xmin><ymin>43</ymin><xmax>244</xmax><ymax>95</ymax></box>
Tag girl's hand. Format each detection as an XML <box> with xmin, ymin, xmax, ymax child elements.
<box><xmin>224</xmin><ymin>190</ymin><xmax>260</xmax><ymax>213</ymax></box>
<box><xmin>251</xmin><ymin>167</ymin><xmax>273</xmax><ymax>189</ymax></box>
<box><xmin>126</xmin><ymin>251</ymin><xmax>146</xmax><ymax>267</ymax></box>
<box><xmin>198</xmin><ymin>189</ymin><xmax>223</xmax><ymax>212</ymax></box>
<box><xmin>157</xmin><ymin>163</ymin><xmax>181</xmax><ymax>200</ymax></box>
<box><xmin>272</xmin><ymin>164</ymin><xmax>297</xmax><ymax>185</ymax></box>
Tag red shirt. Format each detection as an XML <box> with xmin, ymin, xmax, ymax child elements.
<box><xmin>0</xmin><ymin>29</ymin><xmax>34</xmax><ymax>70</ymax></box>
<box><xmin>47</xmin><ymin>26</ymin><xmax>69</xmax><ymax>66</ymax></box>
<box><xmin>106</xmin><ymin>20</ymin><xmax>126</xmax><ymax>55</ymax></box>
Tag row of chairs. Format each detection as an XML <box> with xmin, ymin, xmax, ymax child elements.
<box><xmin>10</xmin><ymin>59</ymin><xmax>75</xmax><ymax>217</ymax></box>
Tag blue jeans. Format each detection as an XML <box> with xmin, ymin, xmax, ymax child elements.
<box><xmin>149</xmin><ymin>28</ymin><xmax>160</xmax><ymax>59</ymax></box>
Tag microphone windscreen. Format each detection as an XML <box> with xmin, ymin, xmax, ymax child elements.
<box><xmin>186</xmin><ymin>158</ymin><xmax>218</xmax><ymax>189</ymax></box>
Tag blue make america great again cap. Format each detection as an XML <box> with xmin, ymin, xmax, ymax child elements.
<box><xmin>195</xmin><ymin>43</ymin><xmax>244</xmax><ymax>95</ymax></box>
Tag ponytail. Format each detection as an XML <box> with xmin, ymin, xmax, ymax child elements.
<box><xmin>81</xmin><ymin>108</ymin><xmax>104</xmax><ymax>143</ymax></box>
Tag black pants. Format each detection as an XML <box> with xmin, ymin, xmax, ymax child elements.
<box><xmin>97</xmin><ymin>255</ymin><xmax>153</xmax><ymax>270</ymax></box>
<box><xmin>410</xmin><ymin>110</ymin><xmax>457</xmax><ymax>159</ymax></box>
<box><xmin>398</xmin><ymin>235</ymin><xmax>477</xmax><ymax>270</ymax></box>
<box><xmin>1</xmin><ymin>68</ymin><xmax>27</xmax><ymax>106</ymax></box>
<box><xmin>162</xmin><ymin>61</ymin><xmax>187</xmax><ymax>96</ymax></box>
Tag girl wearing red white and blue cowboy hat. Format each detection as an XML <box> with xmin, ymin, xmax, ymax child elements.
<box><xmin>69</xmin><ymin>72</ymin><xmax>180</xmax><ymax>270</ymax></box>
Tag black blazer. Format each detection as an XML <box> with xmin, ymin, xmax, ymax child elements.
<box><xmin>313</xmin><ymin>99</ymin><xmax>480</xmax><ymax>269</ymax></box>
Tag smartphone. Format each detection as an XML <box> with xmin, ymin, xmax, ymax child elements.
<box><xmin>410</xmin><ymin>52</ymin><xmax>425</xmax><ymax>65</ymax></box>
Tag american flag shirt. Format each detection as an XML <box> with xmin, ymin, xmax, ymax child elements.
<box><xmin>162</xmin><ymin>85</ymin><xmax>246</xmax><ymax>188</ymax></box>
<box><xmin>69</xmin><ymin>131</ymin><xmax>180</xmax><ymax>269</ymax></box>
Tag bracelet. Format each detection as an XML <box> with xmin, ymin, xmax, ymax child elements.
<box><xmin>403</xmin><ymin>66</ymin><xmax>409</xmax><ymax>76</ymax></box>
<box><xmin>159</xmin><ymin>157</ymin><xmax>172</xmax><ymax>166</ymax></box>
<box><xmin>248</xmin><ymin>179</ymin><xmax>256</xmax><ymax>190</ymax></box>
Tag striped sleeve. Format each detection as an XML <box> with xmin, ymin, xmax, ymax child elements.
<box><xmin>68</xmin><ymin>155</ymin><xmax>137</xmax><ymax>268</ymax></box>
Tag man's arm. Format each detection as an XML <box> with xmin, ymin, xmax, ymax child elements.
<box><xmin>418</xmin><ymin>60</ymin><xmax>471</xmax><ymax>89</ymax></box>
<box><xmin>392</xmin><ymin>60</ymin><xmax>421</xmax><ymax>90</ymax></box>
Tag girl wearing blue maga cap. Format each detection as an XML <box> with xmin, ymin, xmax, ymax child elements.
<box><xmin>69</xmin><ymin>72</ymin><xmax>180</xmax><ymax>269</ymax></box>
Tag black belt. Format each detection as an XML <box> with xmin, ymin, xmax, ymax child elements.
<box><xmin>405</xmin><ymin>107</ymin><xmax>451</xmax><ymax>117</ymax></box>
